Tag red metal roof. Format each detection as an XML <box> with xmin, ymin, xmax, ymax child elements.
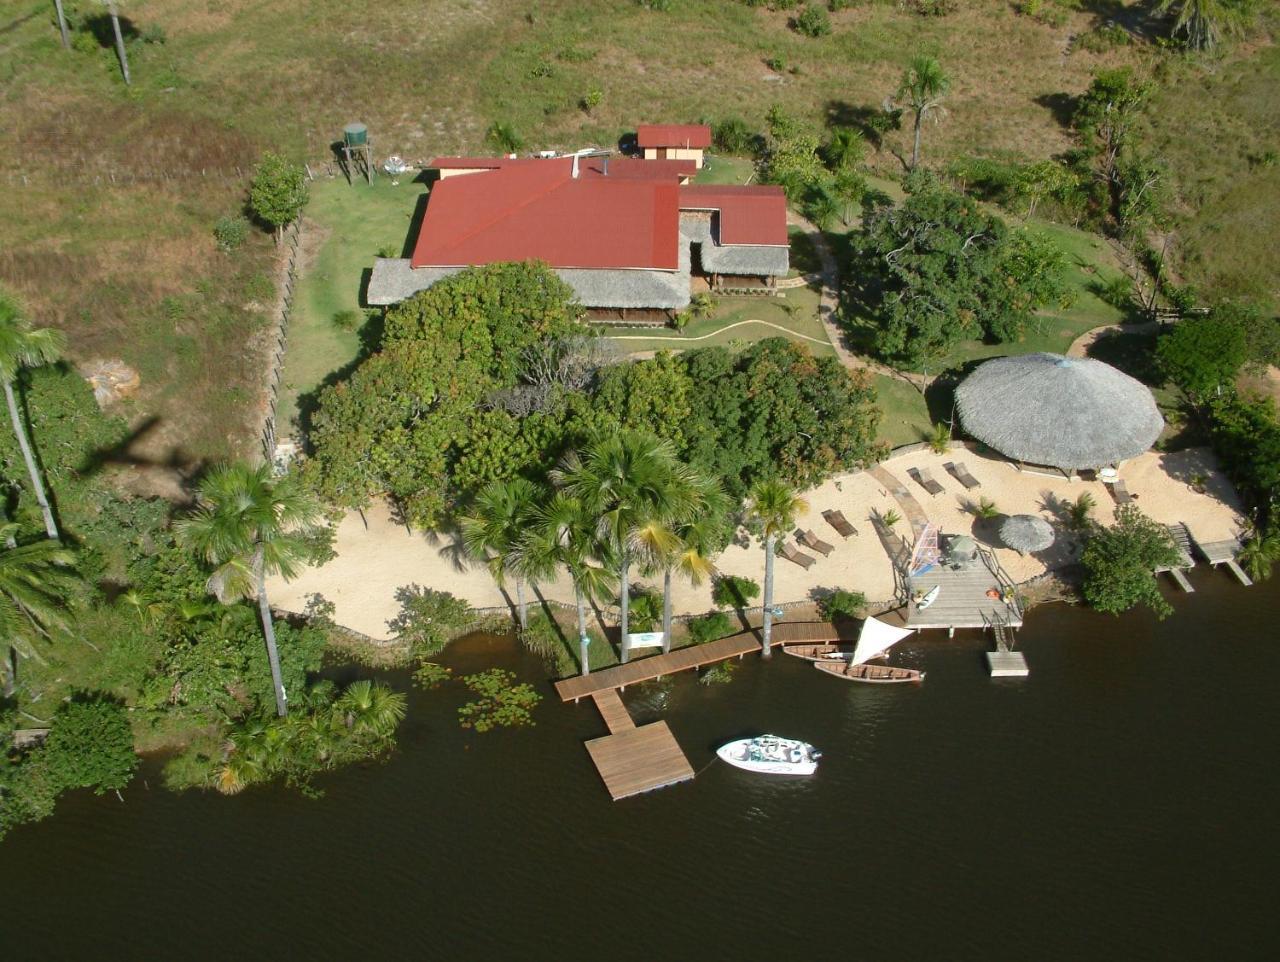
<box><xmin>678</xmin><ymin>185</ymin><xmax>789</xmax><ymax>246</ymax></box>
<box><xmin>411</xmin><ymin>158</ymin><xmax>681</xmax><ymax>271</ymax></box>
<box><xmin>636</xmin><ymin>124</ymin><xmax>712</xmax><ymax>149</ymax></box>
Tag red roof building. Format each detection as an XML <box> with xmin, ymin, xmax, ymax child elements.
<box><xmin>368</xmin><ymin>139</ymin><xmax>789</xmax><ymax>322</ymax></box>
<box><xmin>636</xmin><ymin>124</ymin><xmax>712</xmax><ymax>169</ymax></box>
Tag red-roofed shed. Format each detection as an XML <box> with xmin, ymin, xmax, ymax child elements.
<box><xmin>636</xmin><ymin>124</ymin><xmax>712</xmax><ymax>168</ymax></box>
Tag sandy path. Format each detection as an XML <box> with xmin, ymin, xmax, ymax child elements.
<box><xmin>269</xmin><ymin>445</ymin><xmax>1243</xmax><ymax>641</ymax></box>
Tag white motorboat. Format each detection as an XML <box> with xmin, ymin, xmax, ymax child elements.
<box><xmin>716</xmin><ymin>735</ymin><xmax>821</xmax><ymax>776</ymax></box>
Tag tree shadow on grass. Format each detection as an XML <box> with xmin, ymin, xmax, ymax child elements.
<box><xmin>1084</xmin><ymin>330</ymin><xmax>1163</xmax><ymax>385</ymax></box>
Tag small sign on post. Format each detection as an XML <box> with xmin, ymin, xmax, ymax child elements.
<box><xmin>626</xmin><ymin>631</ymin><xmax>665</xmax><ymax>650</ymax></box>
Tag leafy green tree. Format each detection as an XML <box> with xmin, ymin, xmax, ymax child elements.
<box><xmin>1157</xmin><ymin>313</ymin><xmax>1248</xmax><ymax>400</ymax></box>
<box><xmin>249</xmin><ymin>152</ymin><xmax>309</xmax><ymax>243</ymax></box>
<box><xmin>824</xmin><ymin>127</ymin><xmax>867</xmax><ymax>172</ymax></box>
<box><xmin>712</xmin><ymin>574</ymin><xmax>760</xmax><ymax>609</ymax></box>
<box><xmin>43</xmin><ymin>696</ymin><xmax>137</xmax><ymax>795</ymax></box>
<box><xmin>1014</xmin><ymin>160</ymin><xmax>1078</xmax><ymax>218</ymax></box>
<box><xmin>177</xmin><ymin>463</ymin><xmax>327</xmax><ymax>717</ymax></box>
<box><xmin>461</xmin><ymin>479</ymin><xmax>544</xmax><ymax>631</ymax></box>
<box><xmin>794</xmin><ymin>5</ymin><xmax>831</xmax><ymax>37</ymax></box>
<box><xmin>746</xmin><ymin>480</ymin><xmax>809</xmax><ymax>657</ymax></box>
<box><xmin>0</xmin><ymin>522</ymin><xmax>77</xmax><ymax>695</ymax></box>
<box><xmin>1238</xmin><ymin>527</ymin><xmax>1279</xmax><ymax>582</ymax></box>
<box><xmin>1155</xmin><ymin>0</ymin><xmax>1248</xmax><ymax>51</ymax></box>
<box><xmin>1072</xmin><ymin>68</ymin><xmax>1155</xmax><ymax>230</ymax></box>
<box><xmin>895</xmin><ymin>56</ymin><xmax>949</xmax><ymax>169</ymax></box>
<box><xmin>1080</xmin><ymin>504</ymin><xmax>1181</xmax><ymax>618</ymax></box>
<box><xmin>984</xmin><ymin>230</ymin><xmax>1073</xmax><ymax>341</ymax></box>
<box><xmin>387</xmin><ymin>585</ymin><xmax>472</xmax><ymax>658</ymax></box>
<box><xmin>593</xmin><ymin>351</ymin><xmax>693</xmax><ymax>450</ymax></box>
<box><xmin>762</xmin><ymin>108</ymin><xmax>827</xmax><ymax>198</ymax></box>
<box><xmin>1208</xmin><ymin>393</ymin><xmax>1280</xmax><ymax>527</ymax></box>
<box><xmin>0</xmin><ymin>290</ymin><xmax>66</xmax><ymax>540</ymax></box>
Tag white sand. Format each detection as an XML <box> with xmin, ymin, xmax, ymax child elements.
<box><xmin>268</xmin><ymin>445</ymin><xmax>1245</xmax><ymax>640</ymax></box>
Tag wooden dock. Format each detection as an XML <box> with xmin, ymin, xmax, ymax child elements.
<box><xmin>985</xmin><ymin>614</ymin><xmax>1028</xmax><ymax>677</ymax></box>
<box><xmin>906</xmin><ymin>561</ymin><xmax>1022</xmax><ymax>632</ymax></box>
<box><xmin>584</xmin><ymin>723</ymin><xmax>695</xmax><ymax>801</ymax></box>
<box><xmin>1193</xmin><ymin>537</ymin><xmax>1254</xmax><ymax>587</ymax></box>
<box><xmin>590</xmin><ymin>689</ymin><xmax>635</xmax><ymax>733</ymax></box>
<box><xmin>1156</xmin><ymin>523</ymin><xmax>1196</xmax><ymax>592</ymax></box>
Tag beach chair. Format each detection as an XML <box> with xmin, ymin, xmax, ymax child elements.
<box><xmin>822</xmin><ymin>509</ymin><xmax>858</xmax><ymax>539</ymax></box>
<box><xmin>798</xmin><ymin>529</ymin><xmax>834</xmax><ymax>557</ymax></box>
<box><xmin>1109</xmin><ymin>479</ymin><xmax>1133</xmax><ymax>505</ymax></box>
<box><xmin>944</xmin><ymin>461</ymin><xmax>981</xmax><ymax>490</ymax></box>
<box><xmin>908</xmin><ymin>466</ymin><xmax>945</xmax><ymax>496</ymax></box>
<box><xmin>780</xmin><ymin>542</ymin><xmax>816</xmax><ymax>570</ymax></box>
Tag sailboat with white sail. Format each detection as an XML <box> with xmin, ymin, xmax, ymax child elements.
<box><xmin>813</xmin><ymin>614</ymin><xmax>924</xmax><ymax>684</ymax></box>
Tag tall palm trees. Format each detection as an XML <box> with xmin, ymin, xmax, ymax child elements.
<box><xmin>747</xmin><ymin>480</ymin><xmax>808</xmax><ymax>658</ymax></box>
<box><xmin>556</xmin><ymin>432</ymin><xmax>691</xmax><ymax>664</ymax></box>
<box><xmin>177</xmin><ymin>463</ymin><xmax>325</xmax><ymax>717</ymax></box>
<box><xmin>460</xmin><ymin>479</ymin><xmax>542</xmax><ymax>631</ymax></box>
<box><xmin>0</xmin><ymin>522</ymin><xmax>77</xmax><ymax>695</ymax></box>
<box><xmin>647</xmin><ymin>475</ymin><xmax>729</xmax><ymax>655</ymax></box>
<box><xmin>896</xmin><ymin>55</ymin><xmax>950</xmax><ymax>170</ymax></box>
<box><xmin>0</xmin><ymin>291</ymin><xmax>66</xmax><ymax>541</ymax></box>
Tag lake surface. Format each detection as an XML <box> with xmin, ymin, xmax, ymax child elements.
<box><xmin>3</xmin><ymin>572</ymin><xmax>1277</xmax><ymax>960</ymax></box>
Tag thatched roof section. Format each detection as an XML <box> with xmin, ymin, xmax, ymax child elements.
<box><xmin>681</xmin><ymin>216</ymin><xmax>789</xmax><ymax>277</ymax></box>
<box><xmin>956</xmin><ymin>353</ymin><xmax>1163</xmax><ymax>469</ymax></box>
<box><xmin>1000</xmin><ymin>514</ymin><xmax>1055</xmax><ymax>554</ymax></box>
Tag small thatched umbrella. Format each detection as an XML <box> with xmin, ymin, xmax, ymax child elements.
<box><xmin>955</xmin><ymin>353</ymin><xmax>1163</xmax><ymax>472</ymax></box>
<box><xmin>1000</xmin><ymin>514</ymin><xmax>1055</xmax><ymax>554</ymax></box>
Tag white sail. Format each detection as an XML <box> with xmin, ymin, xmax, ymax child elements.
<box><xmin>851</xmin><ymin>615</ymin><xmax>916</xmax><ymax>666</ymax></box>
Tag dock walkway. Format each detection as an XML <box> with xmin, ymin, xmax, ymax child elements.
<box><xmin>1193</xmin><ymin>537</ymin><xmax>1254</xmax><ymax>587</ymax></box>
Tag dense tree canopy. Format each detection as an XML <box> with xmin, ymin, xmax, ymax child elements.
<box><xmin>855</xmin><ymin>178</ymin><xmax>1071</xmax><ymax>367</ymax></box>
<box><xmin>1080</xmin><ymin>505</ymin><xmax>1181</xmax><ymax>618</ymax></box>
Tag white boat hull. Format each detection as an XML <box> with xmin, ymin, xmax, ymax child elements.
<box><xmin>716</xmin><ymin>736</ymin><xmax>820</xmax><ymax>776</ymax></box>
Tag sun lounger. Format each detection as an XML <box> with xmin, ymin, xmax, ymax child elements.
<box><xmin>780</xmin><ymin>542</ymin><xmax>816</xmax><ymax>569</ymax></box>
<box><xmin>798</xmin><ymin>529</ymin><xmax>834</xmax><ymax>557</ymax></box>
<box><xmin>907</xmin><ymin>466</ymin><xmax>944</xmax><ymax>496</ymax></box>
<box><xmin>822</xmin><ymin>509</ymin><xmax>857</xmax><ymax>538</ymax></box>
<box><xmin>1108</xmin><ymin>479</ymin><xmax>1133</xmax><ymax>505</ymax></box>
<box><xmin>944</xmin><ymin>461</ymin><xmax>981</xmax><ymax>490</ymax></box>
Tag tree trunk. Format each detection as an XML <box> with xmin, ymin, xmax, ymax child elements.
<box><xmin>761</xmin><ymin>534</ymin><xmax>776</xmax><ymax>658</ymax></box>
<box><xmin>619</xmin><ymin>552</ymin><xmax>630</xmax><ymax>664</ymax></box>
<box><xmin>575</xmin><ymin>582</ymin><xmax>589</xmax><ymax>676</ymax></box>
<box><xmin>911</xmin><ymin>112</ymin><xmax>923</xmax><ymax>170</ymax></box>
<box><xmin>53</xmin><ymin>0</ymin><xmax>70</xmax><ymax>49</ymax></box>
<box><xmin>255</xmin><ymin>552</ymin><xmax>288</xmax><ymax>717</ymax></box>
<box><xmin>514</xmin><ymin>578</ymin><xmax>528</xmax><ymax>631</ymax></box>
<box><xmin>5</xmin><ymin>378</ymin><xmax>59</xmax><ymax>540</ymax></box>
<box><xmin>108</xmin><ymin>6</ymin><xmax>130</xmax><ymax>86</ymax></box>
<box><xmin>661</xmin><ymin>568</ymin><xmax>674</xmax><ymax>654</ymax></box>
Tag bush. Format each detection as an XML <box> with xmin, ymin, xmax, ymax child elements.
<box><xmin>486</xmin><ymin>121</ymin><xmax>523</xmax><ymax>153</ymax></box>
<box><xmin>712</xmin><ymin>575</ymin><xmax>760</xmax><ymax>609</ymax></box>
<box><xmin>712</xmin><ymin>117</ymin><xmax>757</xmax><ymax>155</ymax></box>
<box><xmin>688</xmin><ymin>610</ymin><xmax>735</xmax><ymax>644</ymax></box>
<box><xmin>43</xmin><ymin>697</ymin><xmax>138</xmax><ymax>795</ymax></box>
<box><xmin>580</xmin><ymin>89</ymin><xmax>603</xmax><ymax>113</ymax></box>
<box><xmin>627</xmin><ymin>589</ymin><xmax>663</xmax><ymax>631</ymax></box>
<box><xmin>331</xmin><ymin>309</ymin><xmax>361</xmax><ymax>332</ymax></box>
<box><xmin>1096</xmin><ymin>274</ymin><xmax>1135</xmax><ymax>311</ymax></box>
<box><xmin>213</xmin><ymin>215</ymin><xmax>249</xmax><ymax>253</ymax></box>
<box><xmin>1078</xmin><ymin>23</ymin><xmax>1130</xmax><ymax>54</ymax></box>
<box><xmin>389</xmin><ymin>585</ymin><xmax>472</xmax><ymax>657</ymax></box>
<box><xmin>819</xmin><ymin>589</ymin><xmax>866</xmax><ymax>621</ymax></box>
<box><xmin>794</xmin><ymin>6</ymin><xmax>831</xmax><ymax>37</ymax></box>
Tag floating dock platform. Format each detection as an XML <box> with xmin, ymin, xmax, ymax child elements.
<box><xmin>986</xmin><ymin>651</ymin><xmax>1029</xmax><ymax>677</ymax></box>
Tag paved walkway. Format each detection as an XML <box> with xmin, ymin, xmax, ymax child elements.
<box><xmin>867</xmin><ymin>463</ymin><xmax>929</xmax><ymax>529</ymax></box>
<box><xmin>1066</xmin><ymin>319</ymin><xmax>1161</xmax><ymax>358</ymax></box>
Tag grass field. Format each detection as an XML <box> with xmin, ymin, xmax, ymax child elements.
<box><xmin>0</xmin><ymin>0</ymin><xmax>1274</xmax><ymax>467</ymax></box>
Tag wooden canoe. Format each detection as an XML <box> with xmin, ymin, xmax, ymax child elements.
<box><xmin>783</xmin><ymin>643</ymin><xmax>854</xmax><ymax>662</ymax></box>
<box><xmin>814</xmin><ymin>660</ymin><xmax>924</xmax><ymax>684</ymax></box>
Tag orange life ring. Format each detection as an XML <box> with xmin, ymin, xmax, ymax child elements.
<box><xmin>985</xmin><ymin>588</ymin><xmax>1001</xmax><ymax>600</ymax></box>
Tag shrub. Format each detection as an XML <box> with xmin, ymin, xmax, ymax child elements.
<box><xmin>486</xmin><ymin>121</ymin><xmax>523</xmax><ymax>153</ymax></box>
<box><xmin>765</xmin><ymin>55</ymin><xmax>786</xmax><ymax>72</ymax></box>
<box><xmin>627</xmin><ymin>588</ymin><xmax>663</xmax><ymax>631</ymax></box>
<box><xmin>712</xmin><ymin>117</ymin><xmax>757</xmax><ymax>155</ymax></box>
<box><xmin>1095</xmin><ymin>274</ymin><xmax>1134</xmax><ymax>311</ymax></box>
<box><xmin>688</xmin><ymin>610</ymin><xmax>735</xmax><ymax>644</ymax></box>
<box><xmin>213</xmin><ymin>215</ymin><xmax>249</xmax><ymax>253</ymax></box>
<box><xmin>927</xmin><ymin>422</ymin><xmax>951</xmax><ymax>454</ymax></box>
<box><xmin>913</xmin><ymin>0</ymin><xmax>957</xmax><ymax>14</ymax></box>
<box><xmin>43</xmin><ymin>697</ymin><xmax>138</xmax><ymax>795</ymax></box>
<box><xmin>580</xmin><ymin>89</ymin><xmax>603</xmax><ymax>113</ymax></box>
<box><xmin>389</xmin><ymin>585</ymin><xmax>472</xmax><ymax>657</ymax></box>
<box><xmin>1078</xmin><ymin>23</ymin><xmax>1130</xmax><ymax>54</ymax></box>
<box><xmin>794</xmin><ymin>6</ymin><xmax>831</xmax><ymax>37</ymax></box>
<box><xmin>819</xmin><ymin>589</ymin><xmax>866</xmax><ymax>621</ymax></box>
<box><xmin>974</xmin><ymin>497</ymin><xmax>1001</xmax><ymax>520</ymax></box>
<box><xmin>529</xmin><ymin>59</ymin><xmax>554</xmax><ymax>79</ymax></box>
<box><xmin>332</xmin><ymin>309</ymin><xmax>361</xmax><ymax>332</ymax></box>
<box><xmin>712</xmin><ymin>575</ymin><xmax>761</xmax><ymax>609</ymax></box>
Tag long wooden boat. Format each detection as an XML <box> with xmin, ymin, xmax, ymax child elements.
<box><xmin>782</xmin><ymin>643</ymin><xmax>854</xmax><ymax>662</ymax></box>
<box><xmin>814</xmin><ymin>660</ymin><xmax>924</xmax><ymax>684</ymax></box>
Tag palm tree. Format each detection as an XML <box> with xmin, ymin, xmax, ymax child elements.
<box><xmin>648</xmin><ymin>474</ymin><xmax>729</xmax><ymax>654</ymax></box>
<box><xmin>556</xmin><ymin>431</ymin><xmax>685</xmax><ymax>664</ymax></box>
<box><xmin>1156</xmin><ymin>0</ymin><xmax>1246</xmax><ymax>52</ymax></box>
<box><xmin>520</xmin><ymin>493</ymin><xmax>616</xmax><ymax>675</ymax></box>
<box><xmin>177</xmin><ymin>463</ymin><xmax>325</xmax><ymax>717</ymax></box>
<box><xmin>0</xmin><ymin>291</ymin><xmax>66</xmax><ymax>540</ymax></box>
<box><xmin>746</xmin><ymin>480</ymin><xmax>808</xmax><ymax>658</ymax></box>
<box><xmin>824</xmin><ymin>127</ymin><xmax>866</xmax><ymax>172</ymax></box>
<box><xmin>459</xmin><ymin>479</ymin><xmax>542</xmax><ymax>631</ymax></box>
<box><xmin>0</xmin><ymin>522</ymin><xmax>77</xmax><ymax>695</ymax></box>
<box><xmin>336</xmin><ymin>680</ymin><xmax>407</xmax><ymax>738</ymax></box>
<box><xmin>104</xmin><ymin>1</ymin><xmax>131</xmax><ymax>86</ymax></box>
<box><xmin>1238</xmin><ymin>529</ymin><xmax>1280</xmax><ymax>582</ymax></box>
<box><xmin>53</xmin><ymin>0</ymin><xmax>71</xmax><ymax>49</ymax></box>
<box><xmin>896</xmin><ymin>55</ymin><xmax>949</xmax><ymax>169</ymax></box>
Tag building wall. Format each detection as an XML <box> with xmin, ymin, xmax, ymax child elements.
<box><xmin>436</xmin><ymin>168</ymin><xmax>491</xmax><ymax>179</ymax></box>
<box><xmin>585</xmin><ymin>307</ymin><xmax>673</xmax><ymax>326</ymax></box>
<box><xmin>644</xmin><ymin>147</ymin><xmax>705</xmax><ymax>168</ymax></box>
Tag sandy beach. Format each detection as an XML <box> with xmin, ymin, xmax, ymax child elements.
<box><xmin>269</xmin><ymin>444</ymin><xmax>1246</xmax><ymax>640</ymax></box>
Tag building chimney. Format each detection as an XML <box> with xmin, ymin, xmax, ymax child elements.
<box><xmin>572</xmin><ymin>153</ymin><xmax>580</xmax><ymax>179</ymax></box>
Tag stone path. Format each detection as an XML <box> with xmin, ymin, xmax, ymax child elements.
<box><xmin>867</xmin><ymin>463</ymin><xmax>929</xmax><ymax>530</ymax></box>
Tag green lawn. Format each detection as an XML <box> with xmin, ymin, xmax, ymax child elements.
<box><xmin>279</xmin><ymin>176</ymin><xmax>427</xmax><ymax>432</ymax></box>
<box><xmin>693</xmin><ymin>155</ymin><xmax>756</xmax><ymax>186</ymax></box>
<box><xmin>605</xmin><ymin>286</ymin><xmax>834</xmax><ymax>356</ymax></box>
<box><xmin>871</xmin><ymin>374</ymin><xmax>932</xmax><ymax>449</ymax></box>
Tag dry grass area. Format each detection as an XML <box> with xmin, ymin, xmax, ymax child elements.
<box><xmin>0</xmin><ymin>0</ymin><xmax>1274</xmax><ymax>468</ymax></box>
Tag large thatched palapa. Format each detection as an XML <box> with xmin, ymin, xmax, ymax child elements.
<box><xmin>956</xmin><ymin>353</ymin><xmax>1163</xmax><ymax>471</ymax></box>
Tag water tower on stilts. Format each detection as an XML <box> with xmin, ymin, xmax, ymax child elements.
<box><xmin>342</xmin><ymin>123</ymin><xmax>374</xmax><ymax>185</ymax></box>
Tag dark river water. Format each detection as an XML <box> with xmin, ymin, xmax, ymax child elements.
<box><xmin>3</xmin><ymin>572</ymin><xmax>1277</xmax><ymax>960</ymax></box>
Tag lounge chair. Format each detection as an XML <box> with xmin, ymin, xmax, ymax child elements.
<box><xmin>798</xmin><ymin>529</ymin><xmax>834</xmax><ymax>557</ymax></box>
<box><xmin>1108</xmin><ymin>479</ymin><xmax>1133</xmax><ymax>505</ymax></box>
<box><xmin>944</xmin><ymin>461</ymin><xmax>981</xmax><ymax>490</ymax></box>
<box><xmin>907</xmin><ymin>466</ymin><xmax>944</xmax><ymax>496</ymax></box>
<box><xmin>780</xmin><ymin>542</ymin><xmax>816</xmax><ymax>570</ymax></box>
<box><xmin>822</xmin><ymin>509</ymin><xmax>857</xmax><ymax>539</ymax></box>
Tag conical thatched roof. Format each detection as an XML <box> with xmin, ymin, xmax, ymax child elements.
<box><xmin>1000</xmin><ymin>514</ymin><xmax>1055</xmax><ymax>554</ymax></box>
<box><xmin>956</xmin><ymin>353</ymin><xmax>1163</xmax><ymax>469</ymax></box>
